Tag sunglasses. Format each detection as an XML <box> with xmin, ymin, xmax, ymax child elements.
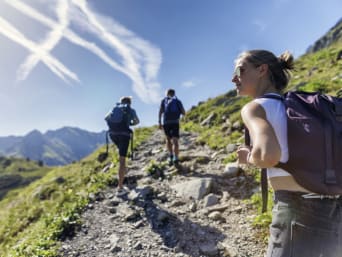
<box><xmin>233</xmin><ymin>66</ymin><xmax>245</xmax><ymax>78</ymax></box>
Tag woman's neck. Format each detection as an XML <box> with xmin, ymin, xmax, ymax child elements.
<box><xmin>253</xmin><ymin>81</ymin><xmax>280</xmax><ymax>98</ymax></box>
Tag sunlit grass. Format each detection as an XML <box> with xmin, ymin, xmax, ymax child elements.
<box><xmin>0</xmin><ymin>127</ymin><xmax>154</xmax><ymax>257</ymax></box>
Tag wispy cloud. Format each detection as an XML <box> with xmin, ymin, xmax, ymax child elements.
<box><xmin>182</xmin><ymin>80</ymin><xmax>198</xmax><ymax>88</ymax></box>
<box><xmin>0</xmin><ymin>15</ymin><xmax>79</xmax><ymax>83</ymax></box>
<box><xmin>71</xmin><ymin>0</ymin><xmax>162</xmax><ymax>103</ymax></box>
<box><xmin>4</xmin><ymin>0</ymin><xmax>127</xmax><ymax>75</ymax></box>
<box><xmin>252</xmin><ymin>19</ymin><xmax>267</xmax><ymax>32</ymax></box>
<box><xmin>17</xmin><ymin>0</ymin><xmax>71</xmax><ymax>82</ymax></box>
<box><xmin>3</xmin><ymin>0</ymin><xmax>162</xmax><ymax>103</ymax></box>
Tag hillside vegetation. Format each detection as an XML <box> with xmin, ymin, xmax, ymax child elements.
<box><xmin>0</xmin><ymin>127</ymin><xmax>153</xmax><ymax>256</ymax></box>
<box><xmin>0</xmin><ymin>157</ymin><xmax>51</xmax><ymax>200</ymax></box>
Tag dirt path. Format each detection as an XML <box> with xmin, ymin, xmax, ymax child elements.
<box><xmin>59</xmin><ymin>130</ymin><xmax>267</xmax><ymax>257</ymax></box>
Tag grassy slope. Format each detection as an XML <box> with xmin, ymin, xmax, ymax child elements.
<box><xmin>0</xmin><ymin>157</ymin><xmax>50</xmax><ymax>177</ymax></box>
<box><xmin>289</xmin><ymin>43</ymin><xmax>342</xmax><ymax>95</ymax></box>
<box><xmin>0</xmin><ymin>157</ymin><xmax>51</xmax><ymax>200</ymax></box>
<box><xmin>0</xmin><ymin>127</ymin><xmax>153</xmax><ymax>256</ymax></box>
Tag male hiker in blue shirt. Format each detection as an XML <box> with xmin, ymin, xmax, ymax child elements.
<box><xmin>158</xmin><ymin>89</ymin><xmax>185</xmax><ymax>166</ymax></box>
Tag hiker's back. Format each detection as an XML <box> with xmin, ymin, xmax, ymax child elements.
<box><xmin>105</xmin><ymin>103</ymin><xmax>131</xmax><ymax>133</ymax></box>
<box><xmin>163</xmin><ymin>96</ymin><xmax>182</xmax><ymax>123</ymax></box>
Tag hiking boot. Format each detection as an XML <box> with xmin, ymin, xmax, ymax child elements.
<box><xmin>168</xmin><ymin>155</ymin><xmax>174</xmax><ymax>166</ymax></box>
<box><xmin>116</xmin><ymin>187</ymin><xmax>129</xmax><ymax>197</ymax></box>
<box><xmin>173</xmin><ymin>156</ymin><xmax>179</xmax><ymax>165</ymax></box>
<box><xmin>168</xmin><ymin>159</ymin><xmax>174</xmax><ymax>166</ymax></box>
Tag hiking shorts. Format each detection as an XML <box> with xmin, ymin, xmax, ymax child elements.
<box><xmin>109</xmin><ymin>134</ymin><xmax>130</xmax><ymax>157</ymax></box>
<box><xmin>266</xmin><ymin>190</ymin><xmax>342</xmax><ymax>257</ymax></box>
<box><xmin>163</xmin><ymin>123</ymin><xmax>180</xmax><ymax>138</ymax></box>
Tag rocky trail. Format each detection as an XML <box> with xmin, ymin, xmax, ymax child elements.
<box><xmin>59</xmin><ymin>130</ymin><xmax>267</xmax><ymax>257</ymax></box>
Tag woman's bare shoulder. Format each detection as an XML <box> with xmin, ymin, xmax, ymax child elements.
<box><xmin>241</xmin><ymin>101</ymin><xmax>266</xmax><ymax>120</ymax></box>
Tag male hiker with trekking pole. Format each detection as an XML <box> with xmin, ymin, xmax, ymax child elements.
<box><xmin>158</xmin><ymin>89</ymin><xmax>186</xmax><ymax>166</ymax></box>
<box><xmin>105</xmin><ymin>96</ymin><xmax>139</xmax><ymax>196</ymax></box>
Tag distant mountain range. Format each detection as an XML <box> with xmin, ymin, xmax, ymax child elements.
<box><xmin>0</xmin><ymin>127</ymin><xmax>107</xmax><ymax>166</ymax></box>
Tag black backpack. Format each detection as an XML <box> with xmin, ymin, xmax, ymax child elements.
<box><xmin>246</xmin><ymin>91</ymin><xmax>342</xmax><ymax>212</ymax></box>
<box><xmin>105</xmin><ymin>104</ymin><xmax>131</xmax><ymax>132</ymax></box>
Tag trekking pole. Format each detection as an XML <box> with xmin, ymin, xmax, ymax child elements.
<box><xmin>105</xmin><ymin>130</ymin><xmax>109</xmax><ymax>154</ymax></box>
<box><xmin>130</xmin><ymin>130</ymin><xmax>134</xmax><ymax>160</ymax></box>
<box><xmin>97</xmin><ymin>130</ymin><xmax>109</xmax><ymax>162</ymax></box>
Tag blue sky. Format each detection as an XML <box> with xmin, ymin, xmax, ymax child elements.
<box><xmin>0</xmin><ymin>0</ymin><xmax>341</xmax><ymax>136</ymax></box>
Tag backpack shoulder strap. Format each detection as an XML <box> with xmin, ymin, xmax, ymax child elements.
<box><xmin>176</xmin><ymin>98</ymin><xmax>183</xmax><ymax>112</ymax></box>
<box><xmin>258</xmin><ymin>93</ymin><xmax>284</xmax><ymax>101</ymax></box>
<box><xmin>163</xmin><ymin>97</ymin><xmax>169</xmax><ymax>108</ymax></box>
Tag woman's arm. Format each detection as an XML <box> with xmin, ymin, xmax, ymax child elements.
<box><xmin>239</xmin><ymin>101</ymin><xmax>281</xmax><ymax>168</ymax></box>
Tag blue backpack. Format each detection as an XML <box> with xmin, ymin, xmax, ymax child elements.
<box><xmin>164</xmin><ymin>97</ymin><xmax>181</xmax><ymax>122</ymax></box>
<box><xmin>105</xmin><ymin>104</ymin><xmax>130</xmax><ymax>132</ymax></box>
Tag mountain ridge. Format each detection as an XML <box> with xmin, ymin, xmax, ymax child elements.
<box><xmin>0</xmin><ymin>126</ymin><xmax>106</xmax><ymax>166</ymax></box>
<box><xmin>306</xmin><ymin>18</ymin><xmax>342</xmax><ymax>53</ymax></box>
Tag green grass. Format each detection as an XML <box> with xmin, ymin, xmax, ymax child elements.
<box><xmin>0</xmin><ymin>157</ymin><xmax>51</xmax><ymax>201</ymax></box>
<box><xmin>0</xmin><ymin>127</ymin><xmax>154</xmax><ymax>257</ymax></box>
<box><xmin>288</xmin><ymin>42</ymin><xmax>342</xmax><ymax>96</ymax></box>
<box><xmin>0</xmin><ymin>157</ymin><xmax>50</xmax><ymax>176</ymax></box>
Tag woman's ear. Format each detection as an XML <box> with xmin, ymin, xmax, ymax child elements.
<box><xmin>258</xmin><ymin>63</ymin><xmax>269</xmax><ymax>77</ymax></box>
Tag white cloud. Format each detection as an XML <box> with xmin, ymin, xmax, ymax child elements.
<box><xmin>3</xmin><ymin>0</ymin><xmax>163</xmax><ymax>104</ymax></box>
<box><xmin>70</xmin><ymin>0</ymin><xmax>162</xmax><ymax>103</ymax></box>
<box><xmin>182</xmin><ymin>80</ymin><xmax>197</xmax><ymax>88</ymax></box>
<box><xmin>252</xmin><ymin>19</ymin><xmax>267</xmax><ymax>32</ymax></box>
<box><xmin>17</xmin><ymin>0</ymin><xmax>70</xmax><ymax>82</ymax></box>
<box><xmin>0</xmin><ymin>15</ymin><xmax>79</xmax><ymax>83</ymax></box>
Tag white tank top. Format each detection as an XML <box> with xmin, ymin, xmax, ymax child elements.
<box><xmin>253</xmin><ymin>94</ymin><xmax>291</xmax><ymax>178</ymax></box>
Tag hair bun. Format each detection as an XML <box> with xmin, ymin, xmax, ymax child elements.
<box><xmin>278</xmin><ymin>51</ymin><xmax>294</xmax><ymax>70</ymax></box>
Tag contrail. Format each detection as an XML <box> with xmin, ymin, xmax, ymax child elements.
<box><xmin>71</xmin><ymin>0</ymin><xmax>162</xmax><ymax>103</ymax></box>
<box><xmin>71</xmin><ymin>0</ymin><xmax>144</xmax><ymax>94</ymax></box>
<box><xmin>3</xmin><ymin>0</ymin><xmax>162</xmax><ymax>103</ymax></box>
<box><xmin>17</xmin><ymin>0</ymin><xmax>70</xmax><ymax>81</ymax></box>
<box><xmin>3</xmin><ymin>0</ymin><xmax>128</xmax><ymax>76</ymax></box>
<box><xmin>0</xmin><ymin>16</ymin><xmax>79</xmax><ymax>83</ymax></box>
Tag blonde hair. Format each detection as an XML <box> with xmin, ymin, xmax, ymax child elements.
<box><xmin>237</xmin><ymin>49</ymin><xmax>295</xmax><ymax>91</ymax></box>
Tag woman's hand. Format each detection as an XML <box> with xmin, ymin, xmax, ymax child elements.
<box><xmin>237</xmin><ymin>145</ymin><xmax>251</xmax><ymax>165</ymax></box>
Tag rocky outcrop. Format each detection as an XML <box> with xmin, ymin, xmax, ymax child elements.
<box><xmin>306</xmin><ymin>18</ymin><xmax>342</xmax><ymax>53</ymax></box>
